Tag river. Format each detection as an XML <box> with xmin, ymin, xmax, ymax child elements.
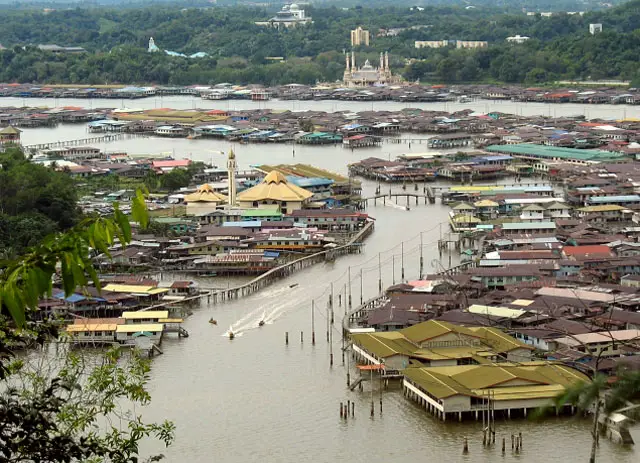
<box><xmin>16</xmin><ymin>97</ymin><xmax>639</xmax><ymax>463</ymax></box>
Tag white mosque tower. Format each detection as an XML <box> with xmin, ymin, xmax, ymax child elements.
<box><xmin>227</xmin><ymin>148</ymin><xmax>237</xmax><ymax>206</ymax></box>
<box><xmin>148</xmin><ymin>37</ymin><xmax>160</xmax><ymax>53</ymax></box>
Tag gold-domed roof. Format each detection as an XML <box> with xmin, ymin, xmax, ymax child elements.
<box><xmin>237</xmin><ymin>170</ymin><xmax>313</xmax><ymax>202</ymax></box>
<box><xmin>228</xmin><ymin>148</ymin><xmax>235</xmax><ymax>160</ymax></box>
<box><xmin>184</xmin><ymin>184</ymin><xmax>228</xmax><ymax>203</ymax></box>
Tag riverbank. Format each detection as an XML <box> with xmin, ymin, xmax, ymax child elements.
<box><xmin>4</xmin><ymin>82</ymin><xmax>640</xmax><ymax>106</ymax></box>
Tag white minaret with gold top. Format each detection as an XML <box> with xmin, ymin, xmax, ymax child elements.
<box><xmin>227</xmin><ymin>148</ymin><xmax>237</xmax><ymax>206</ymax></box>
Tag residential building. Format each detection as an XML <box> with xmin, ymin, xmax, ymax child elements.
<box><xmin>589</xmin><ymin>23</ymin><xmax>603</xmax><ymax>35</ymax></box>
<box><xmin>506</xmin><ymin>35</ymin><xmax>530</xmax><ymax>44</ymax></box>
<box><xmin>456</xmin><ymin>40</ymin><xmax>488</xmax><ymax>49</ymax></box>
<box><xmin>351</xmin><ymin>27</ymin><xmax>370</xmax><ymax>46</ymax></box>
<box><xmin>415</xmin><ymin>40</ymin><xmax>449</xmax><ymax>49</ymax></box>
<box><xmin>554</xmin><ymin>330</ymin><xmax>640</xmax><ymax>357</ymax></box>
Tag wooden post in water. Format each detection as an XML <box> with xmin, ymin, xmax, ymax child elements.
<box><xmin>378</xmin><ymin>253</ymin><xmax>382</xmax><ymax>294</ymax></box>
<box><xmin>370</xmin><ymin>368</ymin><xmax>374</xmax><ymax>418</ymax></box>
<box><xmin>348</xmin><ymin>267</ymin><xmax>352</xmax><ymax>309</ymax></box>
<box><xmin>285</xmin><ymin>332</ymin><xmax>289</xmax><ymax>345</ymax></box>
<box><xmin>340</xmin><ymin>402</ymin><xmax>344</xmax><ymax>418</ymax></box>
<box><xmin>330</xmin><ymin>283</ymin><xmax>334</xmax><ymax>325</ymax></box>
<box><xmin>300</xmin><ymin>331</ymin><xmax>303</xmax><ymax>344</ymax></box>
<box><xmin>312</xmin><ymin>300</ymin><xmax>316</xmax><ymax>345</ymax></box>
<box><xmin>419</xmin><ymin>232</ymin><xmax>424</xmax><ymax>279</ymax></box>
<box><xmin>359</xmin><ymin>268</ymin><xmax>363</xmax><ymax>305</ymax></box>
<box><xmin>502</xmin><ymin>437</ymin><xmax>506</xmax><ymax>454</ymax></box>
<box><xmin>401</xmin><ymin>241</ymin><xmax>405</xmax><ymax>282</ymax></box>
<box><xmin>463</xmin><ymin>437</ymin><xmax>469</xmax><ymax>455</ymax></box>
<box><xmin>330</xmin><ymin>322</ymin><xmax>334</xmax><ymax>367</ymax></box>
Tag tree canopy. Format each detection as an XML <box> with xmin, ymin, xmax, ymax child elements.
<box><xmin>0</xmin><ymin>146</ymin><xmax>81</xmax><ymax>255</ymax></box>
<box><xmin>0</xmin><ymin>2</ymin><xmax>638</xmax><ymax>85</ymax></box>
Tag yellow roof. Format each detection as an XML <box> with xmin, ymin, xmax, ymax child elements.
<box><xmin>451</xmin><ymin>214</ymin><xmax>482</xmax><ymax>224</ymax></box>
<box><xmin>116</xmin><ymin>323</ymin><xmax>164</xmax><ymax>333</ymax></box>
<box><xmin>67</xmin><ymin>323</ymin><xmax>117</xmax><ymax>332</ymax></box>
<box><xmin>511</xmin><ymin>299</ymin><xmax>534</xmax><ymax>307</ymax></box>
<box><xmin>121</xmin><ymin>310</ymin><xmax>169</xmax><ymax>319</ymax></box>
<box><xmin>578</xmin><ymin>205</ymin><xmax>625</xmax><ymax>212</ymax></box>
<box><xmin>237</xmin><ymin>170</ymin><xmax>313</xmax><ymax>202</ymax></box>
<box><xmin>473</xmin><ymin>199</ymin><xmax>499</xmax><ymax>207</ymax></box>
<box><xmin>184</xmin><ymin>184</ymin><xmax>227</xmax><ymax>203</ymax></box>
<box><xmin>467</xmin><ymin>304</ymin><xmax>527</xmax><ymax>319</ymax></box>
<box><xmin>102</xmin><ymin>284</ymin><xmax>169</xmax><ymax>296</ymax></box>
<box><xmin>404</xmin><ymin>362</ymin><xmax>589</xmax><ymax>400</ymax></box>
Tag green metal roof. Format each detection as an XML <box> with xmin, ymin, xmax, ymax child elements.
<box><xmin>241</xmin><ymin>209</ymin><xmax>282</xmax><ymax>217</ymax></box>
<box><xmin>485</xmin><ymin>144</ymin><xmax>627</xmax><ymax>162</ymax></box>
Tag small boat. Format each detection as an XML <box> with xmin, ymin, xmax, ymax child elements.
<box><xmin>228</xmin><ymin>331</ymin><xmax>235</xmax><ymax>340</ymax></box>
<box><xmin>258</xmin><ymin>320</ymin><xmax>265</xmax><ymax>327</ymax></box>
<box><xmin>209</xmin><ymin>318</ymin><xmax>217</xmax><ymax>325</ymax></box>
<box><xmin>289</xmin><ymin>283</ymin><xmax>298</xmax><ymax>288</ymax></box>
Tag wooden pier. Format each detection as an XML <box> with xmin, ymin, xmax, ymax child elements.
<box><xmin>140</xmin><ymin>221</ymin><xmax>375</xmax><ymax>312</ymax></box>
<box><xmin>355</xmin><ymin>193</ymin><xmax>432</xmax><ymax>209</ymax></box>
<box><xmin>23</xmin><ymin>132</ymin><xmax>150</xmax><ymax>151</ymax></box>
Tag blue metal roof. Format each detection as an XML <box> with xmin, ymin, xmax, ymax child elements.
<box><xmin>287</xmin><ymin>176</ymin><xmax>334</xmax><ymax>187</ymax></box>
<box><xmin>222</xmin><ymin>220</ymin><xmax>262</xmax><ymax>227</ymax></box>
<box><xmin>53</xmin><ymin>292</ymin><xmax>106</xmax><ymax>303</ymax></box>
<box><xmin>589</xmin><ymin>195</ymin><xmax>640</xmax><ymax>203</ymax></box>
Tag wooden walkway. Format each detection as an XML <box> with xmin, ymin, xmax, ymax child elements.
<box><xmin>24</xmin><ymin>132</ymin><xmax>150</xmax><ymax>150</ymax></box>
<box><xmin>355</xmin><ymin>191</ymin><xmax>436</xmax><ymax>208</ymax></box>
<box><xmin>139</xmin><ymin>221</ymin><xmax>375</xmax><ymax>312</ymax></box>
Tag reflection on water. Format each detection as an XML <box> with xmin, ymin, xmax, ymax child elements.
<box><xmin>15</xmin><ymin>97</ymin><xmax>638</xmax><ymax>462</ymax></box>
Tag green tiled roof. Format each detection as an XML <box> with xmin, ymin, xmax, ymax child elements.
<box><xmin>485</xmin><ymin>144</ymin><xmax>626</xmax><ymax>162</ymax></box>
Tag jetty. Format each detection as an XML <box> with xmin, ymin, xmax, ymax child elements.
<box><xmin>23</xmin><ymin>132</ymin><xmax>149</xmax><ymax>151</ymax></box>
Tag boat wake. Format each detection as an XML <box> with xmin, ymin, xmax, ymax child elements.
<box><xmin>227</xmin><ymin>285</ymin><xmax>303</xmax><ymax>335</ymax></box>
<box><xmin>383</xmin><ymin>200</ymin><xmax>408</xmax><ymax>211</ymax></box>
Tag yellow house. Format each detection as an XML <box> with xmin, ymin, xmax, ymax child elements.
<box><xmin>236</xmin><ymin>170</ymin><xmax>313</xmax><ymax>214</ymax></box>
<box><xmin>184</xmin><ymin>184</ymin><xmax>228</xmax><ymax>216</ymax></box>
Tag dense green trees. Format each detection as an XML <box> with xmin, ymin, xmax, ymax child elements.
<box><xmin>0</xmin><ymin>175</ymin><xmax>174</xmax><ymax>462</ymax></box>
<box><xmin>0</xmin><ymin>146</ymin><xmax>81</xmax><ymax>255</ymax></box>
<box><xmin>0</xmin><ymin>2</ymin><xmax>639</xmax><ymax>85</ymax></box>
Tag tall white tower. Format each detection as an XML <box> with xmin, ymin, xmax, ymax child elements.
<box><xmin>227</xmin><ymin>148</ymin><xmax>237</xmax><ymax>206</ymax></box>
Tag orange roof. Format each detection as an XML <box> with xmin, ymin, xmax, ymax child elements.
<box><xmin>356</xmin><ymin>364</ymin><xmax>385</xmax><ymax>370</ymax></box>
<box><xmin>563</xmin><ymin>245</ymin><xmax>612</xmax><ymax>257</ymax></box>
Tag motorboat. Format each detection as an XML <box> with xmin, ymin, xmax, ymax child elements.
<box><xmin>228</xmin><ymin>330</ymin><xmax>235</xmax><ymax>340</ymax></box>
<box><xmin>289</xmin><ymin>283</ymin><xmax>299</xmax><ymax>288</ymax></box>
<box><xmin>209</xmin><ymin>318</ymin><xmax>217</xmax><ymax>325</ymax></box>
<box><xmin>258</xmin><ymin>320</ymin><xmax>265</xmax><ymax>327</ymax></box>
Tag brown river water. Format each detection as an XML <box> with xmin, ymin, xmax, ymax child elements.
<box><xmin>13</xmin><ymin>97</ymin><xmax>640</xmax><ymax>462</ymax></box>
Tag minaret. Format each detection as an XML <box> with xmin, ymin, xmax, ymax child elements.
<box><xmin>345</xmin><ymin>52</ymin><xmax>350</xmax><ymax>72</ymax></box>
<box><xmin>351</xmin><ymin>51</ymin><xmax>356</xmax><ymax>70</ymax></box>
<box><xmin>385</xmin><ymin>51</ymin><xmax>389</xmax><ymax>71</ymax></box>
<box><xmin>380</xmin><ymin>52</ymin><xmax>384</xmax><ymax>70</ymax></box>
<box><xmin>227</xmin><ymin>148</ymin><xmax>237</xmax><ymax>206</ymax></box>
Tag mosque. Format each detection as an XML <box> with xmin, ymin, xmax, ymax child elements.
<box><xmin>342</xmin><ymin>51</ymin><xmax>400</xmax><ymax>87</ymax></box>
<box><xmin>183</xmin><ymin>149</ymin><xmax>313</xmax><ymax>216</ymax></box>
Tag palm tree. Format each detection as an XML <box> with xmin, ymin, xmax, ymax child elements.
<box><xmin>553</xmin><ymin>369</ymin><xmax>640</xmax><ymax>463</ymax></box>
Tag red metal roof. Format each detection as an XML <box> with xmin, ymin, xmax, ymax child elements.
<box><xmin>562</xmin><ymin>245</ymin><xmax>613</xmax><ymax>257</ymax></box>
